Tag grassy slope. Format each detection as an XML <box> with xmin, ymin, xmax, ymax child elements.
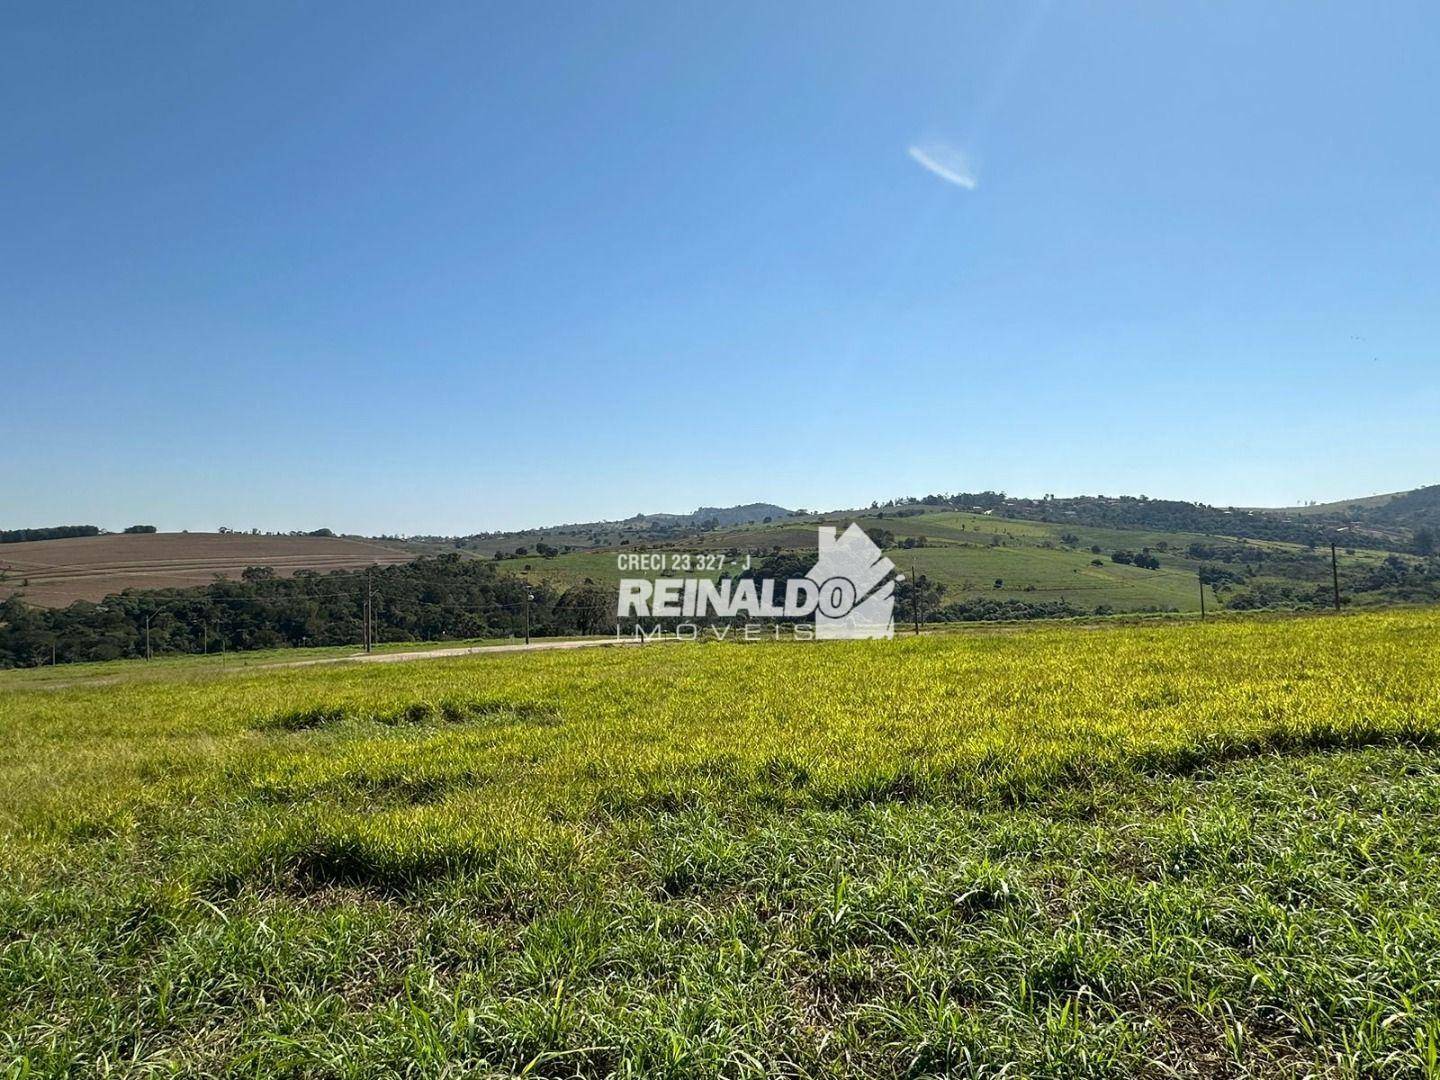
<box><xmin>3</xmin><ymin>610</ymin><xmax>1440</xmax><ymax>1074</ymax></box>
<box><xmin>507</xmin><ymin>509</ymin><xmax>1394</xmax><ymax>613</ymax></box>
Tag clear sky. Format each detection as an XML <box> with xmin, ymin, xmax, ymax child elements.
<box><xmin>3</xmin><ymin>2</ymin><xmax>1437</xmax><ymax>535</ymax></box>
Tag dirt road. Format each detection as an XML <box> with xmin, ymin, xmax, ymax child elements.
<box><xmin>270</xmin><ymin>637</ymin><xmax>640</xmax><ymax>669</ymax></box>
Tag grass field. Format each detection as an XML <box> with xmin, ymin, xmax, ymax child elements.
<box><xmin>2</xmin><ymin>610</ymin><xmax>1440</xmax><ymax>1077</ymax></box>
<box><xmin>0</xmin><ymin>533</ymin><xmax>414</xmax><ymax>607</ymax></box>
<box><xmin>3</xmin><ymin>610</ymin><xmax>1440</xmax><ymax>1075</ymax></box>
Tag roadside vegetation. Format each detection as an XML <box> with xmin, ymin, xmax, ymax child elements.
<box><xmin>3</xmin><ymin>609</ymin><xmax>1439</xmax><ymax>1075</ymax></box>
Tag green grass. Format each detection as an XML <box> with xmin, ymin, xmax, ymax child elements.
<box><xmin>896</xmin><ymin>541</ymin><xmax>1201</xmax><ymax>609</ymax></box>
<box><xmin>506</xmin><ymin>551</ymin><xmax>640</xmax><ymax>590</ymax></box>
<box><xmin>3</xmin><ymin>610</ymin><xmax>1440</xmax><ymax>1075</ymax></box>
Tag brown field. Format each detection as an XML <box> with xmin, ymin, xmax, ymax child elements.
<box><xmin>0</xmin><ymin>533</ymin><xmax>414</xmax><ymax>607</ymax></box>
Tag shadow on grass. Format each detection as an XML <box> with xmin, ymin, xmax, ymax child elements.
<box><xmin>257</xmin><ymin>697</ymin><xmax>562</xmax><ymax>732</ymax></box>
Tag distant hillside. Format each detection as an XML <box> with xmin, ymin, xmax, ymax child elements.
<box><xmin>401</xmin><ymin>487</ymin><xmax>1438</xmax><ymax>563</ymax></box>
<box><xmin>1348</xmin><ymin>485</ymin><xmax>1440</xmax><ymax>530</ymax></box>
<box><xmin>496</xmin><ymin>497</ymin><xmax>1439</xmax><ymax>621</ymax></box>
<box><xmin>0</xmin><ymin>532</ymin><xmax>414</xmax><ymax>607</ymax></box>
<box><xmin>1255</xmin><ymin>485</ymin><xmax>1440</xmax><ymax>533</ymax></box>
<box><xmin>404</xmin><ymin>502</ymin><xmax>794</xmax><ymax>557</ymax></box>
<box><xmin>1255</xmin><ymin>492</ymin><xmax>1404</xmax><ymax>517</ymax></box>
<box><xmin>621</xmin><ymin>503</ymin><xmax>792</xmax><ymax>528</ymax></box>
<box><xmin>862</xmin><ymin>489</ymin><xmax>1435</xmax><ymax>553</ymax></box>
<box><xmin>681</xmin><ymin>503</ymin><xmax>791</xmax><ymax>528</ymax></box>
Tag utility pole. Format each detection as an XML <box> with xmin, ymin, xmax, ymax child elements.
<box><xmin>145</xmin><ymin>612</ymin><xmax>153</xmax><ymax>661</ymax></box>
<box><xmin>913</xmin><ymin>564</ymin><xmax>921</xmax><ymax>635</ymax></box>
<box><xmin>1199</xmin><ymin>573</ymin><xmax>1206</xmax><ymax>620</ymax></box>
<box><xmin>523</xmin><ymin>591</ymin><xmax>533</xmax><ymax>645</ymax></box>
<box><xmin>1330</xmin><ymin>542</ymin><xmax>1342</xmax><ymax>613</ymax></box>
<box><xmin>364</xmin><ymin>567</ymin><xmax>373</xmax><ymax>653</ymax></box>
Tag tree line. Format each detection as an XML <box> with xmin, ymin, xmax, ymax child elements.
<box><xmin>0</xmin><ymin>556</ymin><xmax>614</xmax><ymax>668</ymax></box>
<box><xmin>1</xmin><ymin>525</ymin><xmax>101</xmax><ymax>544</ymax></box>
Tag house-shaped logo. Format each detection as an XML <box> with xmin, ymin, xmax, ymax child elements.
<box><xmin>807</xmin><ymin>524</ymin><xmax>897</xmax><ymax>639</ymax></box>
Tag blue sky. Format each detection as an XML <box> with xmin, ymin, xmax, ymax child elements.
<box><xmin>3</xmin><ymin>2</ymin><xmax>1437</xmax><ymax>535</ymax></box>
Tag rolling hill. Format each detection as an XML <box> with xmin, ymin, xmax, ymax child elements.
<box><xmin>0</xmin><ymin>532</ymin><xmax>413</xmax><ymax>607</ymax></box>
<box><xmin>1255</xmin><ymin>484</ymin><xmax>1440</xmax><ymax>529</ymax></box>
<box><xmin>500</xmin><ymin>506</ymin><xmax>1404</xmax><ymax>615</ymax></box>
<box><xmin>401</xmin><ymin>502</ymin><xmax>796</xmax><ymax>558</ymax></box>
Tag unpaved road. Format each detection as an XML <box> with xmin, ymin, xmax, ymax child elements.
<box><xmin>9</xmin><ymin>638</ymin><xmax>643</xmax><ymax>692</ymax></box>
<box><xmin>268</xmin><ymin>637</ymin><xmax>640</xmax><ymax>669</ymax></box>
